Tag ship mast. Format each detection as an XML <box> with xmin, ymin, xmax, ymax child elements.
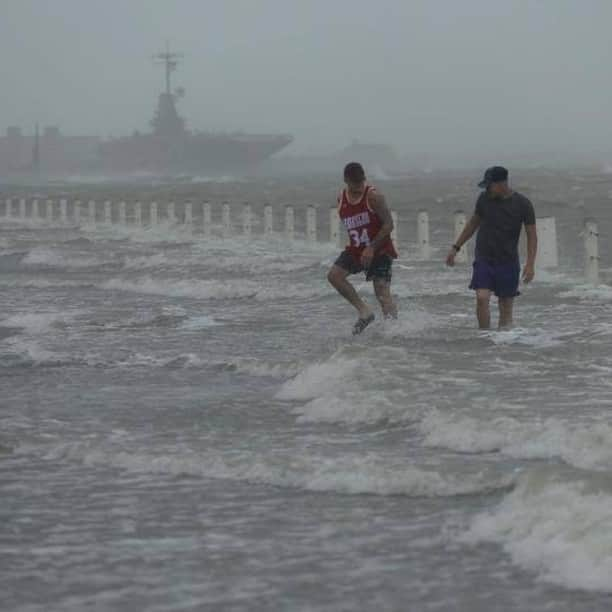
<box><xmin>153</xmin><ymin>43</ymin><xmax>183</xmax><ymax>96</ymax></box>
<box><xmin>150</xmin><ymin>43</ymin><xmax>186</xmax><ymax>138</ymax></box>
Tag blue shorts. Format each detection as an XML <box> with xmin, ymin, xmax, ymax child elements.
<box><xmin>469</xmin><ymin>259</ymin><xmax>520</xmax><ymax>298</ymax></box>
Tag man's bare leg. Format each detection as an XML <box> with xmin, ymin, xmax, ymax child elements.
<box><xmin>498</xmin><ymin>297</ymin><xmax>514</xmax><ymax>329</ymax></box>
<box><xmin>476</xmin><ymin>289</ymin><xmax>492</xmax><ymax>329</ymax></box>
<box><xmin>328</xmin><ymin>265</ymin><xmax>372</xmax><ymax>318</ymax></box>
<box><xmin>373</xmin><ymin>279</ymin><xmax>397</xmax><ymax>319</ymax></box>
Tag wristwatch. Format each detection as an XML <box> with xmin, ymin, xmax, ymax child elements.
<box><xmin>452</xmin><ymin>244</ymin><xmax>461</xmax><ymax>252</ymax></box>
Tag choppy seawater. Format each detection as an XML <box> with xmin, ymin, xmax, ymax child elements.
<box><xmin>2</xmin><ymin>172</ymin><xmax>612</xmax><ymax>611</ymax></box>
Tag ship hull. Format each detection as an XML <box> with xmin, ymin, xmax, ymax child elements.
<box><xmin>0</xmin><ymin>130</ymin><xmax>293</xmax><ymax>179</ymax></box>
<box><xmin>97</xmin><ymin>132</ymin><xmax>293</xmax><ymax>176</ymax></box>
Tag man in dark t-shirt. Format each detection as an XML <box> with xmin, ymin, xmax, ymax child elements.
<box><xmin>446</xmin><ymin>166</ymin><xmax>537</xmax><ymax>329</ymax></box>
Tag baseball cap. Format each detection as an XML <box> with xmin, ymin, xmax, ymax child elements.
<box><xmin>478</xmin><ymin>166</ymin><xmax>508</xmax><ymax>188</ymax></box>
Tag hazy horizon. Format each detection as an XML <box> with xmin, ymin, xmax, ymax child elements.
<box><xmin>1</xmin><ymin>0</ymin><xmax>612</xmax><ymax>163</ymax></box>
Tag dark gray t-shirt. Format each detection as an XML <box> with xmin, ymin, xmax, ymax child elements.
<box><xmin>474</xmin><ymin>191</ymin><xmax>535</xmax><ymax>263</ymax></box>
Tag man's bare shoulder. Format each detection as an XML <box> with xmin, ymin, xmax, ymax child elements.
<box><xmin>367</xmin><ymin>187</ymin><xmax>387</xmax><ymax>208</ymax></box>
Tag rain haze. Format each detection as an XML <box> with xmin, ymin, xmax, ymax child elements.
<box><xmin>5</xmin><ymin>2</ymin><xmax>612</xmax><ymax>612</ymax></box>
<box><xmin>2</xmin><ymin>0</ymin><xmax>612</xmax><ymax>163</ymax></box>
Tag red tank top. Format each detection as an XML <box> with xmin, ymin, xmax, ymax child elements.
<box><xmin>337</xmin><ymin>185</ymin><xmax>398</xmax><ymax>261</ymax></box>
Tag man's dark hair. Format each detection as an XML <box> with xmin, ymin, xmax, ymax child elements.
<box><xmin>343</xmin><ymin>162</ymin><xmax>365</xmax><ymax>182</ymax></box>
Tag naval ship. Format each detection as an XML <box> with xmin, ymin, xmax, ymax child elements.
<box><xmin>0</xmin><ymin>48</ymin><xmax>293</xmax><ymax>179</ymax></box>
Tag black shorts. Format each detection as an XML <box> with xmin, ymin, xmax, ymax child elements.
<box><xmin>334</xmin><ymin>250</ymin><xmax>393</xmax><ymax>283</ymax></box>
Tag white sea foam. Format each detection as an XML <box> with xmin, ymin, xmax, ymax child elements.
<box><xmin>89</xmin><ymin>352</ymin><xmax>303</xmax><ymax>373</ymax></box>
<box><xmin>201</xmin><ymin>254</ymin><xmax>317</xmax><ymax>274</ymax></box>
<box><xmin>0</xmin><ymin>337</ymin><xmax>77</xmax><ymax>368</ymax></box>
<box><xmin>114</xmin><ymin>352</ymin><xmax>207</xmax><ymax>369</ymax></box>
<box><xmin>391</xmin><ymin>278</ymin><xmax>467</xmax><ymax>298</ymax></box>
<box><xmin>101</xmin><ymin>277</ymin><xmax>260</xmax><ymax>300</ymax></box>
<box><xmin>190</xmin><ymin>235</ymin><xmax>335</xmax><ymax>259</ymax></box>
<box><xmin>100</xmin><ymin>276</ymin><xmax>330</xmax><ymax>302</ymax></box>
<box><xmin>21</xmin><ymin>247</ymin><xmax>107</xmax><ymax>268</ymax></box>
<box><xmin>275</xmin><ymin>350</ymin><xmax>367</xmax><ymax>401</ymax></box>
<box><xmin>0</xmin><ymin>278</ymin><xmax>94</xmax><ymax>289</ymax></box>
<box><xmin>484</xmin><ymin>327</ymin><xmax>566</xmax><ymax>348</ymax></box>
<box><xmin>1</xmin><ymin>330</ymin><xmax>217</xmax><ymax>369</ymax></box>
<box><xmin>179</xmin><ymin>315</ymin><xmax>220</xmax><ymax>330</ymax></box>
<box><xmin>122</xmin><ymin>248</ymin><xmax>309</xmax><ymax>274</ymax></box>
<box><xmin>0</xmin><ymin>311</ymin><xmax>77</xmax><ymax>334</ymax></box>
<box><xmin>377</xmin><ymin>308</ymin><xmax>440</xmax><ymax>338</ymax></box>
<box><xmin>121</xmin><ymin>253</ymin><xmax>171</xmax><ymax>270</ymax></box>
<box><xmin>252</xmin><ymin>283</ymin><xmax>330</xmax><ymax>301</ymax></box>
<box><xmin>463</xmin><ymin>467</ymin><xmax>612</xmax><ymax>592</ymax></box>
<box><xmin>420</xmin><ymin>410</ymin><xmax>612</xmax><ymax>471</ymax></box>
<box><xmin>1</xmin><ymin>327</ymin><xmax>296</xmax><ymax>372</ymax></box>
<box><xmin>82</xmin><ymin>222</ymin><xmax>194</xmax><ymax>245</ymax></box>
<box><xmin>559</xmin><ymin>284</ymin><xmax>612</xmax><ymax>301</ymax></box>
<box><xmin>276</xmin><ymin>346</ymin><xmax>425</xmax><ymax>424</ymax></box>
<box><xmin>69</xmin><ymin>444</ymin><xmax>514</xmax><ymax>497</ymax></box>
<box><xmin>293</xmin><ymin>392</ymin><xmax>410</xmax><ymax>425</ymax></box>
<box><xmin>222</xmin><ymin>358</ymin><xmax>304</xmax><ymax>378</ymax></box>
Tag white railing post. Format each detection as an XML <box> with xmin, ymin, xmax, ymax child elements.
<box><xmin>150</xmin><ymin>202</ymin><xmax>158</xmax><ymax>227</ymax></box>
<box><xmin>329</xmin><ymin>207</ymin><xmax>341</xmax><ymax>246</ymax></box>
<box><xmin>584</xmin><ymin>219</ymin><xmax>599</xmax><ymax>286</ymax></box>
<box><xmin>3</xmin><ymin>198</ymin><xmax>10</xmax><ymax>219</ymax></box>
<box><xmin>537</xmin><ymin>216</ymin><xmax>558</xmax><ymax>269</ymax></box>
<box><xmin>134</xmin><ymin>202</ymin><xmax>142</xmax><ymax>227</ymax></box>
<box><xmin>417</xmin><ymin>210</ymin><xmax>431</xmax><ymax>260</ymax></box>
<box><xmin>203</xmin><ymin>202</ymin><xmax>211</xmax><ymax>237</ymax></box>
<box><xmin>60</xmin><ymin>199</ymin><xmax>68</xmax><ymax>224</ymax></box>
<box><xmin>19</xmin><ymin>198</ymin><xmax>27</xmax><ymax>220</ymax></box>
<box><xmin>285</xmin><ymin>206</ymin><xmax>295</xmax><ymax>240</ymax></box>
<box><xmin>184</xmin><ymin>202</ymin><xmax>192</xmax><ymax>233</ymax></box>
<box><xmin>46</xmin><ymin>199</ymin><xmax>54</xmax><ymax>224</ymax></box>
<box><xmin>453</xmin><ymin>211</ymin><xmax>467</xmax><ymax>263</ymax></box>
<box><xmin>167</xmin><ymin>201</ymin><xmax>176</xmax><ymax>225</ymax></box>
<box><xmin>242</xmin><ymin>203</ymin><xmax>252</xmax><ymax>237</ymax></box>
<box><xmin>73</xmin><ymin>200</ymin><xmax>81</xmax><ymax>225</ymax></box>
<box><xmin>264</xmin><ymin>204</ymin><xmax>273</xmax><ymax>237</ymax></box>
<box><xmin>118</xmin><ymin>201</ymin><xmax>127</xmax><ymax>226</ymax></box>
<box><xmin>104</xmin><ymin>200</ymin><xmax>112</xmax><ymax>225</ymax></box>
<box><xmin>222</xmin><ymin>202</ymin><xmax>231</xmax><ymax>238</ymax></box>
<box><xmin>88</xmin><ymin>200</ymin><xmax>96</xmax><ymax>224</ymax></box>
<box><xmin>391</xmin><ymin>210</ymin><xmax>399</xmax><ymax>247</ymax></box>
<box><xmin>32</xmin><ymin>199</ymin><xmax>40</xmax><ymax>221</ymax></box>
<box><xmin>306</xmin><ymin>205</ymin><xmax>317</xmax><ymax>242</ymax></box>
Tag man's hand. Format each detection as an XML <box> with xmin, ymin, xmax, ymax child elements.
<box><xmin>361</xmin><ymin>246</ymin><xmax>375</xmax><ymax>269</ymax></box>
<box><xmin>522</xmin><ymin>264</ymin><xmax>535</xmax><ymax>284</ymax></box>
<box><xmin>446</xmin><ymin>248</ymin><xmax>457</xmax><ymax>267</ymax></box>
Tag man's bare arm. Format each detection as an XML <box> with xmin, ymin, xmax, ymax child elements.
<box><xmin>524</xmin><ymin>224</ymin><xmax>537</xmax><ymax>266</ymax></box>
<box><xmin>445</xmin><ymin>214</ymin><xmax>481</xmax><ymax>266</ymax></box>
<box><xmin>367</xmin><ymin>191</ymin><xmax>393</xmax><ymax>251</ymax></box>
<box><xmin>454</xmin><ymin>214</ymin><xmax>481</xmax><ymax>250</ymax></box>
<box><xmin>523</xmin><ymin>223</ymin><xmax>537</xmax><ymax>283</ymax></box>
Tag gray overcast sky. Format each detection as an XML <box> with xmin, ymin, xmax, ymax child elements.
<box><xmin>1</xmin><ymin>0</ymin><xmax>611</xmax><ymax>158</ymax></box>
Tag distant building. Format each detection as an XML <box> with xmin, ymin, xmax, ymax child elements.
<box><xmin>0</xmin><ymin>125</ymin><xmax>99</xmax><ymax>177</ymax></box>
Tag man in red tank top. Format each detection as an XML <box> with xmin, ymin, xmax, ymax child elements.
<box><xmin>327</xmin><ymin>162</ymin><xmax>398</xmax><ymax>334</ymax></box>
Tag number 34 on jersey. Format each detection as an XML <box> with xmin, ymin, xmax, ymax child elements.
<box><xmin>348</xmin><ymin>228</ymin><xmax>371</xmax><ymax>247</ymax></box>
